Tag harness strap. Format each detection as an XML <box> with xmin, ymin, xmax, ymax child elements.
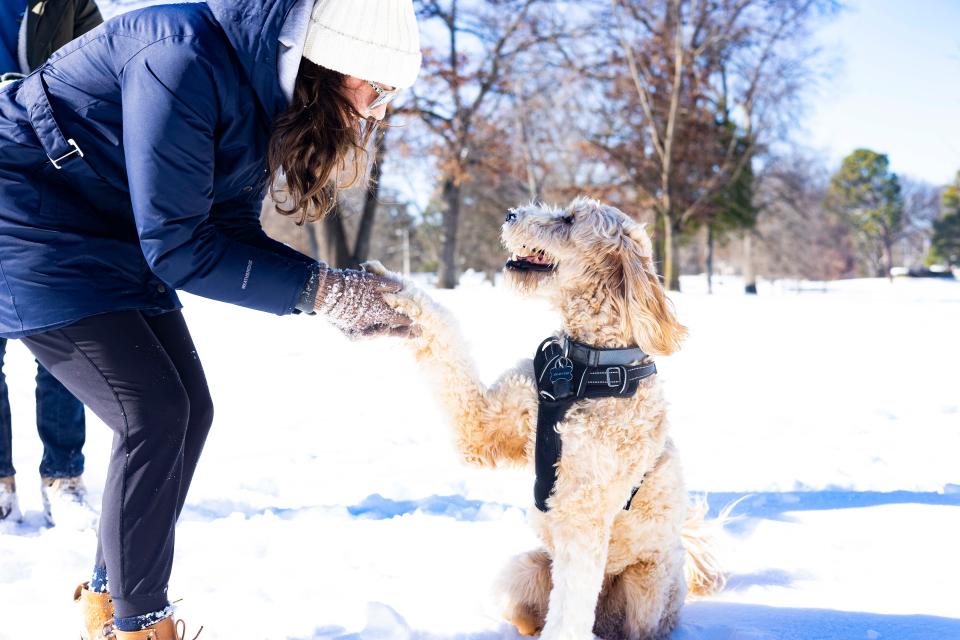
<box><xmin>533</xmin><ymin>335</ymin><xmax>658</xmax><ymax>513</ymax></box>
<box><xmin>563</xmin><ymin>336</ymin><xmax>647</xmax><ymax>367</ymax></box>
<box><xmin>582</xmin><ymin>363</ymin><xmax>658</xmax><ymax>390</ymax></box>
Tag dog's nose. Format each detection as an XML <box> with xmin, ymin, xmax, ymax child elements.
<box><xmin>505</xmin><ymin>211</ymin><xmax>517</xmax><ymax>223</ymax></box>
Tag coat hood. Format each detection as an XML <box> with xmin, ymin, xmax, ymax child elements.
<box><xmin>205</xmin><ymin>0</ymin><xmax>301</xmax><ymax>121</ymax></box>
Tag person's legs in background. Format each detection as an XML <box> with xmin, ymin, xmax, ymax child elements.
<box><xmin>35</xmin><ymin>360</ymin><xmax>95</xmax><ymax>527</ymax></box>
<box><xmin>0</xmin><ymin>338</ymin><xmax>22</xmax><ymax>523</ymax></box>
<box><xmin>0</xmin><ymin>336</ymin><xmax>93</xmax><ymax>527</ymax></box>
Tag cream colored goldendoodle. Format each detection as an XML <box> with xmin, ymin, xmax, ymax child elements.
<box><xmin>371</xmin><ymin>196</ymin><xmax>723</xmax><ymax>640</ymax></box>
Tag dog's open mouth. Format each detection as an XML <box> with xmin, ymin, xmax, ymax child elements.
<box><xmin>506</xmin><ymin>248</ymin><xmax>557</xmax><ymax>272</ymax></box>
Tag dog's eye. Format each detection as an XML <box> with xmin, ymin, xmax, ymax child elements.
<box><xmin>561</xmin><ymin>215</ymin><xmax>574</xmax><ymax>225</ymax></box>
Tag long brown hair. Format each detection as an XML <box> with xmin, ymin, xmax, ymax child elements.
<box><xmin>267</xmin><ymin>59</ymin><xmax>377</xmax><ymax>224</ymax></box>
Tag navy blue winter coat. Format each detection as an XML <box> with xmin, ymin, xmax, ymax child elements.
<box><xmin>0</xmin><ymin>0</ymin><xmax>318</xmax><ymax>338</ymax></box>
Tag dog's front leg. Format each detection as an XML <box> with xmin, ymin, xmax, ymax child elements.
<box><xmin>537</xmin><ymin>509</ymin><xmax>614</xmax><ymax>640</ymax></box>
<box><xmin>382</xmin><ymin>281</ymin><xmax>534</xmax><ymax>467</ymax></box>
<box><xmin>536</xmin><ymin>469</ymin><xmax>634</xmax><ymax>639</ymax></box>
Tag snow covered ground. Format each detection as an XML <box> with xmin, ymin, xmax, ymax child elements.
<box><xmin>1</xmin><ymin>274</ymin><xmax>958</xmax><ymax>639</ymax></box>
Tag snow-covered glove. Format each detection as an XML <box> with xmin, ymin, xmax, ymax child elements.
<box><xmin>362</xmin><ymin>261</ymin><xmax>451</xmax><ymax>346</ymax></box>
<box><xmin>365</xmin><ymin>262</ymin><xmax>469</xmax><ymax>367</ymax></box>
<box><xmin>313</xmin><ymin>266</ymin><xmax>417</xmax><ymax>339</ymax></box>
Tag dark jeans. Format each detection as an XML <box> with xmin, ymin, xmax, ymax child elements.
<box><xmin>21</xmin><ymin>310</ymin><xmax>214</xmax><ymax>619</ymax></box>
<box><xmin>0</xmin><ymin>337</ymin><xmax>86</xmax><ymax>478</ymax></box>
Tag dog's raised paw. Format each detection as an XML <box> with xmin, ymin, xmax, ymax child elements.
<box><xmin>382</xmin><ymin>291</ymin><xmax>424</xmax><ymax>320</ymax></box>
<box><xmin>361</xmin><ymin>260</ymin><xmax>425</xmax><ymax>317</ymax></box>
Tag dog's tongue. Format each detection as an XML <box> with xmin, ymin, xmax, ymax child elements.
<box><xmin>518</xmin><ymin>253</ymin><xmax>549</xmax><ymax>265</ymax></box>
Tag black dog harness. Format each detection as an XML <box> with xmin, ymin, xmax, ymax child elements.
<box><xmin>533</xmin><ymin>336</ymin><xmax>658</xmax><ymax>512</ymax></box>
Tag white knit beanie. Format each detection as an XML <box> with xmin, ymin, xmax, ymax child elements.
<box><xmin>302</xmin><ymin>0</ymin><xmax>422</xmax><ymax>89</ymax></box>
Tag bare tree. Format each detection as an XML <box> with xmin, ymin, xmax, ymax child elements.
<box><xmin>750</xmin><ymin>153</ymin><xmax>857</xmax><ymax>281</ymax></box>
<box><xmin>321</xmin><ymin>128</ymin><xmax>391</xmax><ymax>269</ymax></box>
<box><xmin>579</xmin><ymin>0</ymin><xmax>838</xmax><ymax>289</ymax></box>
<box><xmin>408</xmin><ymin>0</ymin><xmax>564</xmax><ymax>288</ymax></box>
<box><xmin>898</xmin><ymin>177</ymin><xmax>942</xmax><ymax>268</ymax></box>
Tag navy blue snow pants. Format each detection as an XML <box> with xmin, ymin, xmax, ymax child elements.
<box><xmin>0</xmin><ymin>338</ymin><xmax>87</xmax><ymax>479</ymax></box>
<box><xmin>21</xmin><ymin>310</ymin><xmax>213</xmax><ymax>618</ymax></box>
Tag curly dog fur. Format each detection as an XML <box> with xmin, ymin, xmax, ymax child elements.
<box><xmin>372</xmin><ymin>197</ymin><xmax>723</xmax><ymax>640</ymax></box>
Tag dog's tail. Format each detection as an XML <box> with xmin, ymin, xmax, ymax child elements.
<box><xmin>682</xmin><ymin>495</ymin><xmax>733</xmax><ymax>597</ymax></box>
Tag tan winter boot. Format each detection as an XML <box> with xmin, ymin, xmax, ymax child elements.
<box><xmin>74</xmin><ymin>582</ymin><xmax>115</xmax><ymax>640</ymax></box>
<box><xmin>0</xmin><ymin>475</ymin><xmax>22</xmax><ymax>523</ymax></box>
<box><xmin>114</xmin><ymin>617</ymin><xmax>202</xmax><ymax>640</ymax></box>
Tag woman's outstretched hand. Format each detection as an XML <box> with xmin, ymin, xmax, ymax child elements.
<box><xmin>315</xmin><ymin>267</ymin><xmax>418</xmax><ymax>339</ymax></box>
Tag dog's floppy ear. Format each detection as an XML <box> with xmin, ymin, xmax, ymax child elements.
<box><xmin>619</xmin><ymin>221</ymin><xmax>687</xmax><ymax>356</ymax></box>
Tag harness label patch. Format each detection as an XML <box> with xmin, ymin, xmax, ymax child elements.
<box><xmin>550</xmin><ymin>357</ymin><xmax>574</xmax><ymax>399</ymax></box>
<box><xmin>549</xmin><ymin>357</ymin><xmax>573</xmax><ymax>382</ymax></box>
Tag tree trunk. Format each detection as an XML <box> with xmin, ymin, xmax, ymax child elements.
<box><xmin>884</xmin><ymin>236</ymin><xmax>894</xmax><ymax>281</ymax></box>
<box><xmin>743</xmin><ymin>232</ymin><xmax>757</xmax><ymax>294</ymax></box>
<box><xmin>663</xmin><ymin>214</ymin><xmax>681</xmax><ymax>291</ymax></box>
<box><xmin>653</xmin><ymin>209</ymin><xmax>666</xmax><ymax>273</ymax></box>
<box><xmin>438</xmin><ymin>175</ymin><xmax>462</xmax><ymax>289</ymax></box>
<box><xmin>323</xmin><ymin>202</ymin><xmax>353</xmax><ymax>268</ymax></box>
<box><xmin>706</xmin><ymin>224</ymin><xmax>714</xmax><ymax>295</ymax></box>
<box><xmin>305</xmin><ymin>221</ymin><xmax>321</xmax><ymax>261</ymax></box>
<box><xmin>354</xmin><ymin>129</ymin><xmax>389</xmax><ymax>266</ymax></box>
<box><xmin>514</xmin><ymin>84</ymin><xmax>541</xmax><ymax>202</ymax></box>
<box><xmin>400</xmin><ymin>227</ymin><xmax>411</xmax><ymax>277</ymax></box>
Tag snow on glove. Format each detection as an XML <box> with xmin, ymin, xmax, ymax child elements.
<box><xmin>364</xmin><ymin>261</ymin><xmax>466</xmax><ymax>364</ymax></box>
<box><xmin>314</xmin><ymin>266</ymin><xmax>416</xmax><ymax>339</ymax></box>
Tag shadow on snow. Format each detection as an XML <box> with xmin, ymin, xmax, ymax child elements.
<box><xmin>347</xmin><ymin>493</ymin><xmax>513</xmax><ymax>522</ymax></box>
<box><xmin>297</xmin><ymin>601</ymin><xmax>960</xmax><ymax>640</ymax></box>
<box><xmin>697</xmin><ymin>490</ymin><xmax>960</xmax><ymax>536</ymax></box>
<box><xmin>676</xmin><ymin>602</ymin><xmax>960</xmax><ymax>640</ymax></box>
<box><xmin>178</xmin><ymin>494</ymin><xmax>513</xmax><ymax>524</ymax></box>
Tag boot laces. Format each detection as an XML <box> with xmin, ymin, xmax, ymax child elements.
<box><xmin>175</xmin><ymin>619</ymin><xmax>203</xmax><ymax>640</ymax></box>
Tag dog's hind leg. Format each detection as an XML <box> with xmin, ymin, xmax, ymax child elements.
<box><xmin>603</xmin><ymin>548</ymin><xmax>686</xmax><ymax>640</ymax></box>
<box><xmin>499</xmin><ymin>548</ymin><xmax>552</xmax><ymax>636</ymax></box>
<box><xmin>500</xmin><ymin>548</ymin><xmax>631</xmax><ymax>639</ymax></box>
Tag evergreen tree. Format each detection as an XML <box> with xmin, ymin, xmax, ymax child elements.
<box><xmin>929</xmin><ymin>171</ymin><xmax>960</xmax><ymax>267</ymax></box>
<box><xmin>825</xmin><ymin>149</ymin><xmax>904</xmax><ymax>278</ymax></box>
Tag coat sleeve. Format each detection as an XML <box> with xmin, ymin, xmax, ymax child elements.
<box><xmin>121</xmin><ymin>39</ymin><xmax>314</xmax><ymax>316</ymax></box>
<box><xmin>72</xmin><ymin>0</ymin><xmax>103</xmax><ymax>37</ymax></box>
<box><xmin>209</xmin><ymin>193</ymin><xmax>321</xmax><ymax>269</ymax></box>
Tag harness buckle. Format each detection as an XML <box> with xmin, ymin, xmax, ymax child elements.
<box><xmin>604</xmin><ymin>366</ymin><xmax>623</xmax><ymax>388</ymax></box>
<box><xmin>49</xmin><ymin>138</ymin><xmax>83</xmax><ymax>170</ymax></box>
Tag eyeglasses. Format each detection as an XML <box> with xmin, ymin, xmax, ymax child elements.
<box><xmin>367</xmin><ymin>80</ymin><xmax>400</xmax><ymax>110</ymax></box>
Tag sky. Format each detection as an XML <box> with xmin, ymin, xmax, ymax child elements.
<box><xmin>804</xmin><ymin>0</ymin><xmax>960</xmax><ymax>186</ymax></box>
